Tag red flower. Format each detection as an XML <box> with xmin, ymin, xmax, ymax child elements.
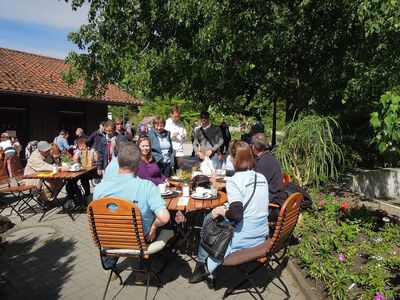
<box><xmin>319</xmin><ymin>200</ymin><xmax>325</xmax><ymax>206</ymax></box>
<box><xmin>341</xmin><ymin>202</ymin><xmax>350</xmax><ymax>211</ymax></box>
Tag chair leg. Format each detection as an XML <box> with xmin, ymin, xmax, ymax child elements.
<box><xmin>103</xmin><ymin>270</ymin><xmax>114</xmax><ymax>300</ymax></box>
<box><xmin>270</xmin><ymin>264</ymin><xmax>290</xmax><ymax>298</ymax></box>
<box><xmin>222</xmin><ymin>275</ymin><xmax>249</xmax><ymax>299</ymax></box>
<box><xmin>4</xmin><ymin>198</ymin><xmax>25</xmax><ymax>221</ymax></box>
<box><xmin>248</xmin><ymin>278</ymin><xmax>264</xmax><ymax>300</ymax></box>
<box><xmin>222</xmin><ymin>264</ymin><xmax>265</xmax><ymax>300</ymax></box>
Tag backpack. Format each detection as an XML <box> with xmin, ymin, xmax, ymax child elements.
<box><xmin>25</xmin><ymin>140</ymin><xmax>38</xmax><ymax>159</ymax></box>
<box><xmin>269</xmin><ymin>182</ymin><xmax>313</xmax><ymax>222</ymax></box>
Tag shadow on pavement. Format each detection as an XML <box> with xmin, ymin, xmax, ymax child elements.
<box><xmin>0</xmin><ymin>235</ymin><xmax>77</xmax><ymax>299</ymax></box>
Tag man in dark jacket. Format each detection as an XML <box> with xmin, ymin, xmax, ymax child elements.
<box><xmin>96</xmin><ymin>120</ymin><xmax>128</xmax><ymax>176</ymax></box>
<box><xmin>219</xmin><ymin>118</ymin><xmax>231</xmax><ymax>154</ymax></box>
<box><xmin>88</xmin><ymin>121</ymin><xmax>105</xmax><ymax>150</ymax></box>
<box><xmin>251</xmin><ymin>133</ymin><xmax>283</xmax><ymax>200</ymax></box>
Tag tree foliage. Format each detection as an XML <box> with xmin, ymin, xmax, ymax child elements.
<box><xmin>63</xmin><ymin>0</ymin><xmax>400</xmax><ymax>167</ymax></box>
<box><xmin>370</xmin><ymin>91</ymin><xmax>400</xmax><ymax>153</ymax></box>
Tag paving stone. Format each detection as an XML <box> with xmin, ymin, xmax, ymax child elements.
<box><xmin>1</xmin><ymin>203</ymin><xmax>306</xmax><ymax>300</ymax></box>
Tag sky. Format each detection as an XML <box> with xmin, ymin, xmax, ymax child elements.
<box><xmin>0</xmin><ymin>0</ymin><xmax>90</xmax><ymax>58</ymax></box>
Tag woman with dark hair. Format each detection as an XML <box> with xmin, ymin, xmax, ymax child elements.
<box><xmin>148</xmin><ymin>116</ymin><xmax>174</xmax><ymax>177</ymax></box>
<box><xmin>136</xmin><ymin>135</ymin><xmax>168</xmax><ymax>186</ymax></box>
<box><xmin>189</xmin><ymin>141</ymin><xmax>270</xmax><ymax>285</ymax></box>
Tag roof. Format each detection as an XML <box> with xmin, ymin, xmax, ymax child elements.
<box><xmin>0</xmin><ymin>47</ymin><xmax>143</xmax><ymax>106</ymax></box>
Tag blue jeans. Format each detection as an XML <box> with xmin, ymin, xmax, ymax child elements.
<box><xmin>210</xmin><ymin>155</ymin><xmax>223</xmax><ymax>170</ymax></box>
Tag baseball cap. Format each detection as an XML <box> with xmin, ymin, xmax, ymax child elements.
<box><xmin>37</xmin><ymin>141</ymin><xmax>52</xmax><ymax>152</ymax></box>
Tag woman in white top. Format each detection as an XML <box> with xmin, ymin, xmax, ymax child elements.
<box><xmin>189</xmin><ymin>141</ymin><xmax>269</xmax><ymax>285</ymax></box>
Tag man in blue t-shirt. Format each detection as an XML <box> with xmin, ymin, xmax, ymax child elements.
<box><xmin>93</xmin><ymin>143</ymin><xmax>170</xmax><ymax>241</ymax></box>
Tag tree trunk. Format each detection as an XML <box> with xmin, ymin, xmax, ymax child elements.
<box><xmin>272</xmin><ymin>98</ymin><xmax>277</xmax><ymax>148</ymax></box>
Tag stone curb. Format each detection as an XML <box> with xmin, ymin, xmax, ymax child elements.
<box><xmin>287</xmin><ymin>259</ymin><xmax>320</xmax><ymax>300</ymax></box>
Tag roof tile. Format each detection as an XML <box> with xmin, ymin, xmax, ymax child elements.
<box><xmin>0</xmin><ymin>47</ymin><xmax>143</xmax><ymax>106</ymax></box>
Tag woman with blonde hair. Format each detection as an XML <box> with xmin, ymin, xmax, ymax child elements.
<box><xmin>136</xmin><ymin>135</ymin><xmax>168</xmax><ymax>186</ymax></box>
<box><xmin>148</xmin><ymin>116</ymin><xmax>174</xmax><ymax>177</ymax></box>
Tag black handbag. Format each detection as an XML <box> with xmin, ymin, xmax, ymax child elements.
<box><xmin>200</xmin><ymin>174</ymin><xmax>257</xmax><ymax>260</ymax></box>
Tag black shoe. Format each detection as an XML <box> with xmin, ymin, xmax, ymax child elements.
<box><xmin>188</xmin><ymin>262</ymin><xmax>208</xmax><ymax>284</ymax></box>
<box><xmin>206</xmin><ymin>276</ymin><xmax>215</xmax><ymax>289</ymax></box>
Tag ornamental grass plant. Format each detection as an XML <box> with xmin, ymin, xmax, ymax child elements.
<box><xmin>273</xmin><ymin>115</ymin><xmax>344</xmax><ymax>187</ymax></box>
<box><xmin>291</xmin><ymin>190</ymin><xmax>400</xmax><ymax>300</ymax></box>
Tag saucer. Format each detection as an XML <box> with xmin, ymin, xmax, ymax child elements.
<box><xmin>161</xmin><ymin>190</ymin><xmax>173</xmax><ymax>196</ymax></box>
<box><xmin>191</xmin><ymin>193</ymin><xmax>211</xmax><ymax>200</ymax></box>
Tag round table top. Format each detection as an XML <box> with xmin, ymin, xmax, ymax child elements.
<box><xmin>164</xmin><ymin>189</ymin><xmax>227</xmax><ymax>211</ymax></box>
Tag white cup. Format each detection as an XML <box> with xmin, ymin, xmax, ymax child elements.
<box><xmin>195</xmin><ymin>186</ymin><xmax>205</xmax><ymax>196</ymax></box>
<box><xmin>158</xmin><ymin>183</ymin><xmax>167</xmax><ymax>194</ymax></box>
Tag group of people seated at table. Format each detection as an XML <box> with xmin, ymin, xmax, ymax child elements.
<box><xmin>21</xmin><ymin>104</ymin><xmax>292</xmax><ymax>286</ymax></box>
<box><xmin>92</xmin><ymin>137</ymin><xmax>274</xmax><ymax>286</ymax></box>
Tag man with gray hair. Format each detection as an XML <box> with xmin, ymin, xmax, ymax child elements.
<box><xmin>93</xmin><ymin>143</ymin><xmax>170</xmax><ymax>242</ymax></box>
<box><xmin>74</xmin><ymin>128</ymin><xmax>88</xmax><ymax>146</ymax></box>
<box><xmin>251</xmin><ymin>133</ymin><xmax>283</xmax><ymax>199</ymax></box>
<box><xmin>24</xmin><ymin>141</ymin><xmax>78</xmax><ymax>204</ymax></box>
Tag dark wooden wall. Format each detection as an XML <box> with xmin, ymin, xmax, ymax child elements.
<box><xmin>0</xmin><ymin>93</ymin><xmax>108</xmax><ymax>149</ymax></box>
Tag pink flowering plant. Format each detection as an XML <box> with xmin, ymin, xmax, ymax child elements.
<box><xmin>291</xmin><ymin>190</ymin><xmax>400</xmax><ymax>299</ymax></box>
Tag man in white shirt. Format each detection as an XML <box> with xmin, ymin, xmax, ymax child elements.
<box><xmin>0</xmin><ymin>132</ymin><xmax>16</xmax><ymax>157</ymax></box>
<box><xmin>165</xmin><ymin>105</ymin><xmax>187</xmax><ymax>170</ymax></box>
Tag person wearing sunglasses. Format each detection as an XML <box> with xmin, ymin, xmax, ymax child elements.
<box><xmin>115</xmin><ymin>117</ymin><xmax>133</xmax><ymax>141</ymax></box>
<box><xmin>192</xmin><ymin>111</ymin><xmax>224</xmax><ymax>169</ymax></box>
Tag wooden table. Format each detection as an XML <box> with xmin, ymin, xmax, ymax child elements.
<box><xmin>23</xmin><ymin>166</ymin><xmax>96</xmax><ymax>221</ymax></box>
<box><xmin>164</xmin><ymin>190</ymin><xmax>228</xmax><ymax>211</ymax></box>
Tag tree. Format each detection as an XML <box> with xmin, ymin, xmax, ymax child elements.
<box><xmin>64</xmin><ymin>0</ymin><xmax>400</xmax><ymax>146</ymax></box>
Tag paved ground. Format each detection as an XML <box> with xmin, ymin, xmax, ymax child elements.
<box><xmin>0</xmin><ymin>149</ymin><xmax>306</xmax><ymax>300</ymax></box>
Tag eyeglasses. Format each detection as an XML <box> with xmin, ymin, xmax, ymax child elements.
<box><xmin>116</xmin><ymin>123</ymin><xmax>123</xmax><ymax>125</ymax></box>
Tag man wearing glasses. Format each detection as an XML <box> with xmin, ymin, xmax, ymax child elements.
<box><xmin>192</xmin><ymin>111</ymin><xmax>224</xmax><ymax>169</ymax></box>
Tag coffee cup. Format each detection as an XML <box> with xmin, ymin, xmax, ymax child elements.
<box><xmin>158</xmin><ymin>183</ymin><xmax>167</xmax><ymax>194</ymax></box>
<box><xmin>195</xmin><ymin>187</ymin><xmax>205</xmax><ymax>196</ymax></box>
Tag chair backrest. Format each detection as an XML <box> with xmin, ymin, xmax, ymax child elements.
<box><xmin>282</xmin><ymin>172</ymin><xmax>291</xmax><ymax>189</ymax></box>
<box><xmin>8</xmin><ymin>155</ymin><xmax>24</xmax><ymax>177</ymax></box>
<box><xmin>87</xmin><ymin>197</ymin><xmax>148</xmax><ymax>254</ymax></box>
<box><xmin>266</xmin><ymin>192</ymin><xmax>303</xmax><ymax>256</ymax></box>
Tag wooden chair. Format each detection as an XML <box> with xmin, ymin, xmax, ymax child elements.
<box><xmin>87</xmin><ymin>197</ymin><xmax>174</xmax><ymax>300</ymax></box>
<box><xmin>7</xmin><ymin>155</ymin><xmax>24</xmax><ymax>178</ymax></box>
<box><xmin>281</xmin><ymin>172</ymin><xmax>291</xmax><ymax>189</ymax></box>
<box><xmin>219</xmin><ymin>192</ymin><xmax>304</xmax><ymax>299</ymax></box>
<box><xmin>0</xmin><ymin>176</ymin><xmax>38</xmax><ymax>221</ymax></box>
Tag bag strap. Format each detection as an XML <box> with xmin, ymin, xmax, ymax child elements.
<box><xmin>199</xmin><ymin>127</ymin><xmax>214</xmax><ymax>148</ymax></box>
<box><xmin>243</xmin><ymin>173</ymin><xmax>257</xmax><ymax>212</ymax></box>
